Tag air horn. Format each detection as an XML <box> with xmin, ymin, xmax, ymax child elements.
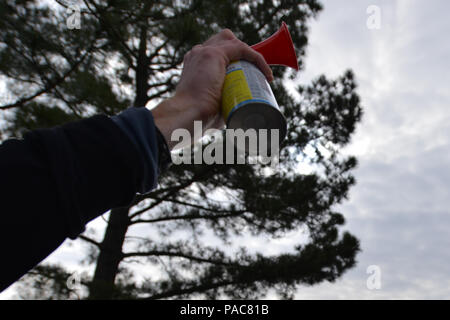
<box><xmin>251</xmin><ymin>21</ymin><xmax>299</xmax><ymax>71</ymax></box>
<box><xmin>221</xmin><ymin>22</ymin><xmax>298</xmax><ymax>153</ymax></box>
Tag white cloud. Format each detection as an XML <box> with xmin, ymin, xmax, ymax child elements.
<box><xmin>293</xmin><ymin>0</ymin><xmax>450</xmax><ymax>299</ymax></box>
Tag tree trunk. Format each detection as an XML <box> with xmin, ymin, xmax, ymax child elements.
<box><xmin>134</xmin><ymin>26</ymin><xmax>149</xmax><ymax>108</ymax></box>
<box><xmin>90</xmin><ymin>25</ymin><xmax>149</xmax><ymax>299</ymax></box>
<box><xmin>88</xmin><ymin>206</ymin><xmax>130</xmax><ymax>299</ymax></box>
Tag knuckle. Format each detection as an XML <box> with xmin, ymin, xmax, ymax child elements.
<box><xmin>200</xmin><ymin>46</ymin><xmax>219</xmax><ymax>59</ymax></box>
<box><xmin>191</xmin><ymin>44</ymin><xmax>203</xmax><ymax>54</ymax></box>
<box><xmin>232</xmin><ymin>38</ymin><xmax>248</xmax><ymax>52</ymax></box>
<box><xmin>232</xmin><ymin>37</ymin><xmax>244</xmax><ymax>46</ymax></box>
<box><xmin>220</xmin><ymin>28</ymin><xmax>236</xmax><ymax>40</ymax></box>
<box><xmin>187</xmin><ymin>45</ymin><xmax>220</xmax><ymax>61</ymax></box>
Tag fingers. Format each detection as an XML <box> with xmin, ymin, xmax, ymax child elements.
<box><xmin>183</xmin><ymin>44</ymin><xmax>203</xmax><ymax>63</ymax></box>
<box><xmin>201</xmin><ymin>29</ymin><xmax>274</xmax><ymax>82</ymax></box>
<box><xmin>203</xmin><ymin>29</ymin><xmax>235</xmax><ymax>46</ymax></box>
<box><xmin>221</xmin><ymin>39</ymin><xmax>274</xmax><ymax>81</ymax></box>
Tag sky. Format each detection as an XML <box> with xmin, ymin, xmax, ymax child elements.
<box><xmin>1</xmin><ymin>0</ymin><xmax>450</xmax><ymax>299</ymax></box>
<box><xmin>290</xmin><ymin>0</ymin><xmax>450</xmax><ymax>299</ymax></box>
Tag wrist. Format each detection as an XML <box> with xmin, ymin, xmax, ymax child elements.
<box><xmin>152</xmin><ymin>95</ymin><xmax>203</xmax><ymax>150</ymax></box>
<box><xmin>152</xmin><ymin>97</ymin><xmax>180</xmax><ymax>150</ymax></box>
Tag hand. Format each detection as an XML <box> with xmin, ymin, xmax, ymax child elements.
<box><xmin>152</xmin><ymin>29</ymin><xmax>273</xmax><ymax>150</ymax></box>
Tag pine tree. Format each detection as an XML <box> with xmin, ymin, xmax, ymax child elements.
<box><xmin>1</xmin><ymin>0</ymin><xmax>363</xmax><ymax>299</ymax></box>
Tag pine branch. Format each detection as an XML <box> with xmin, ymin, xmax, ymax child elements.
<box><xmin>122</xmin><ymin>250</ymin><xmax>237</xmax><ymax>267</ymax></box>
<box><xmin>143</xmin><ymin>280</ymin><xmax>236</xmax><ymax>300</ymax></box>
<box><xmin>147</xmin><ymin>86</ymin><xmax>174</xmax><ymax>101</ymax></box>
<box><xmin>147</xmin><ymin>38</ymin><xmax>170</xmax><ymax>63</ymax></box>
<box><xmin>52</xmin><ymin>87</ymin><xmax>84</xmax><ymax>118</ymax></box>
<box><xmin>130</xmin><ymin>210</ymin><xmax>245</xmax><ymax>225</ymax></box>
<box><xmin>82</xmin><ymin>0</ymin><xmax>137</xmax><ymax>65</ymax></box>
<box><xmin>129</xmin><ymin>180</ymin><xmax>209</xmax><ymax>218</ymax></box>
<box><xmin>129</xmin><ymin>168</ymin><xmax>215</xmax><ymax>219</ymax></box>
<box><xmin>78</xmin><ymin>235</ymin><xmax>102</xmax><ymax>249</ymax></box>
<box><xmin>149</xmin><ymin>197</ymin><xmax>244</xmax><ymax>214</ymax></box>
<box><xmin>0</xmin><ymin>42</ymin><xmax>95</xmax><ymax>110</ymax></box>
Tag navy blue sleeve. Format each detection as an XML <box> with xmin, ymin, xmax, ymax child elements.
<box><xmin>0</xmin><ymin>110</ymin><xmax>170</xmax><ymax>292</ymax></box>
<box><xmin>112</xmin><ymin>107</ymin><xmax>168</xmax><ymax>194</ymax></box>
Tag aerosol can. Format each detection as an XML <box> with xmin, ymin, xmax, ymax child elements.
<box><xmin>221</xmin><ymin>22</ymin><xmax>299</xmax><ymax>153</ymax></box>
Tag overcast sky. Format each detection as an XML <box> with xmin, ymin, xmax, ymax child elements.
<box><xmin>292</xmin><ymin>0</ymin><xmax>450</xmax><ymax>299</ymax></box>
<box><xmin>2</xmin><ymin>0</ymin><xmax>450</xmax><ymax>299</ymax></box>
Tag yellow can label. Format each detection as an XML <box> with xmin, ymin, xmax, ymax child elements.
<box><xmin>221</xmin><ymin>61</ymin><xmax>253</xmax><ymax>120</ymax></box>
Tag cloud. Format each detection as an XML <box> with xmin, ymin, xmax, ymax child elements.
<box><xmin>292</xmin><ymin>0</ymin><xmax>450</xmax><ymax>299</ymax></box>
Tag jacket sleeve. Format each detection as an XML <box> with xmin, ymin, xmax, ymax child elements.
<box><xmin>0</xmin><ymin>108</ymin><xmax>170</xmax><ymax>292</ymax></box>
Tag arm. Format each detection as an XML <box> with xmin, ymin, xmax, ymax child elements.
<box><xmin>0</xmin><ymin>114</ymin><xmax>148</xmax><ymax>291</ymax></box>
<box><xmin>0</xmin><ymin>29</ymin><xmax>272</xmax><ymax>292</ymax></box>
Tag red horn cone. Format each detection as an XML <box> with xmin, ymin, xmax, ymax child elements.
<box><xmin>251</xmin><ymin>22</ymin><xmax>299</xmax><ymax>71</ymax></box>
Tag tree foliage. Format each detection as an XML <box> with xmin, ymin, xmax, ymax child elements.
<box><xmin>0</xmin><ymin>0</ymin><xmax>363</xmax><ymax>299</ymax></box>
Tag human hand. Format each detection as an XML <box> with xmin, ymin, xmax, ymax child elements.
<box><xmin>152</xmin><ymin>29</ymin><xmax>273</xmax><ymax>149</ymax></box>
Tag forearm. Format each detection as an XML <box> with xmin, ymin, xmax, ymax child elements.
<box><xmin>0</xmin><ymin>113</ymin><xmax>153</xmax><ymax>291</ymax></box>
